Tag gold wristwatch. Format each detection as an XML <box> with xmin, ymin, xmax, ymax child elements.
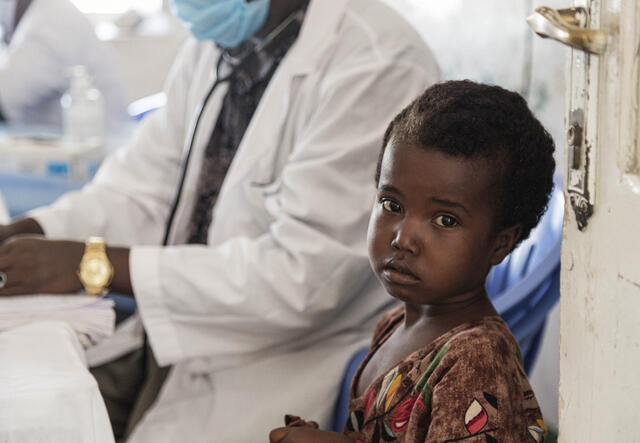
<box><xmin>77</xmin><ymin>237</ymin><xmax>114</xmax><ymax>295</ymax></box>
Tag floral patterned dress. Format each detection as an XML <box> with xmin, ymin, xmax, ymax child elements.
<box><xmin>344</xmin><ymin>307</ymin><xmax>546</xmax><ymax>443</ymax></box>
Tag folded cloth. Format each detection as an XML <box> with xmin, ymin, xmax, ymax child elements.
<box><xmin>0</xmin><ymin>295</ymin><xmax>115</xmax><ymax>346</ymax></box>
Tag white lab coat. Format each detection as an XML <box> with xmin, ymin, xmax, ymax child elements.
<box><xmin>0</xmin><ymin>0</ymin><xmax>128</xmax><ymax>127</ymax></box>
<box><xmin>31</xmin><ymin>0</ymin><xmax>440</xmax><ymax>440</ymax></box>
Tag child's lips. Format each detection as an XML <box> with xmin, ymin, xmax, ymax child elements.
<box><xmin>381</xmin><ymin>261</ymin><xmax>420</xmax><ymax>285</ymax></box>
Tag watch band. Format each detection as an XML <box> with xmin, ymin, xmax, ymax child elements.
<box><xmin>85</xmin><ymin>236</ymin><xmax>106</xmax><ymax>253</ymax></box>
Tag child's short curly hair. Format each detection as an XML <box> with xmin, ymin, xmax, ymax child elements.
<box><xmin>377</xmin><ymin>80</ymin><xmax>555</xmax><ymax>246</ymax></box>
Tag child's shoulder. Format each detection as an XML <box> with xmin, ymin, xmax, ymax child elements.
<box><xmin>425</xmin><ymin>316</ymin><xmax>524</xmax><ymax>376</ymax></box>
<box><xmin>411</xmin><ymin>315</ymin><xmax>529</xmax><ymax>405</ymax></box>
<box><xmin>372</xmin><ymin>307</ymin><xmax>520</xmax><ymax>363</ymax></box>
<box><xmin>442</xmin><ymin>316</ymin><xmax>520</xmax><ymax>357</ymax></box>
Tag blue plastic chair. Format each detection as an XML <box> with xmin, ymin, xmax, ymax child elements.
<box><xmin>486</xmin><ymin>182</ymin><xmax>563</xmax><ymax>373</ymax></box>
<box><xmin>331</xmin><ymin>348</ymin><xmax>369</xmax><ymax>431</ymax></box>
<box><xmin>331</xmin><ymin>182</ymin><xmax>564</xmax><ymax>431</ymax></box>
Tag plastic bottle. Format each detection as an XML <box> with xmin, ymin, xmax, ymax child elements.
<box><xmin>60</xmin><ymin>66</ymin><xmax>105</xmax><ymax>149</ymax></box>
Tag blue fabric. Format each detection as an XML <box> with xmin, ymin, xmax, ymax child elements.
<box><xmin>105</xmin><ymin>293</ymin><xmax>138</xmax><ymax>324</ymax></box>
<box><xmin>486</xmin><ymin>181</ymin><xmax>563</xmax><ymax>373</ymax></box>
<box><xmin>331</xmin><ymin>347</ymin><xmax>368</xmax><ymax>432</ymax></box>
<box><xmin>171</xmin><ymin>0</ymin><xmax>270</xmax><ymax>48</ymax></box>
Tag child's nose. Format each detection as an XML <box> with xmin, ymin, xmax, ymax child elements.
<box><xmin>391</xmin><ymin>218</ymin><xmax>421</xmax><ymax>255</ymax></box>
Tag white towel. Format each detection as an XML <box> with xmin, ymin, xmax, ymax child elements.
<box><xmin>0</xmin><ymin>321</ymin><xmax>116</xmax><ymax>442</ymax></box>
<box><xmin>0</xmin><ymin>295</ymin><xmax>115</xmax><ymax>346</ymax></box>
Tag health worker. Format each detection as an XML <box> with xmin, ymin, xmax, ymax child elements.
<box><xmin>0</xmin><ymin>0</ymin><xmax>440</xmax><ymax>441</ymax></box>
<box><xmin>0</xmin><ymin>0</ymin><xmax>128</xmax><ymax>127</ymax></box>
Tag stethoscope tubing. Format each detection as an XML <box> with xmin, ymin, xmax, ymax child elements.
<box><xmin>161</xmin><ymin>70</ymin><xmax>223</xmax><ymax>246</ymax></box>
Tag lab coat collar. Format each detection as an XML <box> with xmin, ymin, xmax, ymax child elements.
<box><xmin>196</xmin><ymin>0</ymin><xmax>349</xmax><ymax>201</ymax></box>
<box><xmin>285</xmin><ymin>0</ymin><xmax>348</xmax><ymax>74</ymax></box>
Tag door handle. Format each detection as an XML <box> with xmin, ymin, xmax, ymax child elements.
<box><xmin>526</xmin><ymin>6</ymin><xmax>607</xmax><ymax>54</ymax></box>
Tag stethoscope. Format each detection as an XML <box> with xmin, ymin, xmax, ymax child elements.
<box><xmin>161</xmin><ymin>10</ymin><xmax>305</xmax><ymax>246</ymax></box>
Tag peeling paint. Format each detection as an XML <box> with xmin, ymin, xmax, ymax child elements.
<box><xmin>566</xmin><ymin>252</ymin><xmax>575</xmax><ymax>271</ymax></box>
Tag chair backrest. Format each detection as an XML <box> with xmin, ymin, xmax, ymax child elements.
<box><xmin>486</xmin><ymin>182</ymin><xmax>564</xmax><ymax>372</ymax></box>
<box><xmin>331</xmin><ymin>347</ymin><xmax>369</xmax><ymax>432</ymax></box>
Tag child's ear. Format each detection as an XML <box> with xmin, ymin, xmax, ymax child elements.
<box><xmin>490</xmin><ymin>224</ymin><xmax>522</xmax><ymax>265</ymax></box>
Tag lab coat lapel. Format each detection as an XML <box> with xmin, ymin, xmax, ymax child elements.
<box><xmin>219</xmin><ymin>0</ymin><xmax>348</xmax><ymax>189</ymax></box>
<box><xmin>285</xmin><ymin>0</ymin><xmax>349</xmax><ymax>72</ymax></box>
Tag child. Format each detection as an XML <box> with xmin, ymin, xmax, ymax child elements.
<box><xmin>270</xmin><ymin>80</ymin><xmax>555</xmax><ymax>443</ymax></box>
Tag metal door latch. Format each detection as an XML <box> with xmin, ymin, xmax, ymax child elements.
<box><xmin>527</xmin><ymin>5</ymin><xmax>607</xmax><ymax>230</ymax></box>
<box><xmin>566</xmin><ymin>115</ymin><xmax>593</xmax><ymax>230</ymax></box>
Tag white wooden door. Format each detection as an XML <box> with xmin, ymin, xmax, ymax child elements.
<box><xmin>533</xmin><ymin>1</ymin><xmax>640</xmax><ymax>441</ymax></box>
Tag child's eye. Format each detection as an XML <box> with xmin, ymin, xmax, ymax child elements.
<box><xmin>433</xmin><ymin>215</ymin><xmax>459</xmax><ymax>228</ymax></box>
<box><xmin>381</xmin><ymin>198</ymin><xmax>402</xmax><ymax>213</ymax></box>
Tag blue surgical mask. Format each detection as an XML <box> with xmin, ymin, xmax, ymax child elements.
<box><xmin>172</xmin><ymin>0</ymin><xmax>270</xmax><ymax>48</ymax></box>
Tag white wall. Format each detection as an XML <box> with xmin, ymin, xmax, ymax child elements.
<box><xmin>97</xmin><ymin>13</ymin><xmax>187</xmax><ymax>103</ymax></box>
<box><xmin>381</xmin><ymin>0</ymin><xmax>568</xmax><ymax>171</ymax></box>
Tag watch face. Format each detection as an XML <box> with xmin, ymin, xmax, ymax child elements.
<box><xmin>80</xmin><ymin>257</ymin><xmax>112</xmax><ymax>286</ymax></box>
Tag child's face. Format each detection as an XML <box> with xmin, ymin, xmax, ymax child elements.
<box><xmin>367</xmin><ymin>141</ymin><xmax>514</xmax><ymax>306</ymax></box>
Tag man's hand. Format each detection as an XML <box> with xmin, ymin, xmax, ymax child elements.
<box><xmin>0</xmin><ymin>236</ymin><xmax>84</xmax><ymax>295</ymax></box>
<box><xmin>0</xmin><ymin>234</ymin><xmax>134</xmax><ymax>296</ymax></box>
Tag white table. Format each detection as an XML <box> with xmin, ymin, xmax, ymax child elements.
<box><xmin>0</xmin><ymin>321</ymin><xmax>115</xmax><ymax>442</ymax></box>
